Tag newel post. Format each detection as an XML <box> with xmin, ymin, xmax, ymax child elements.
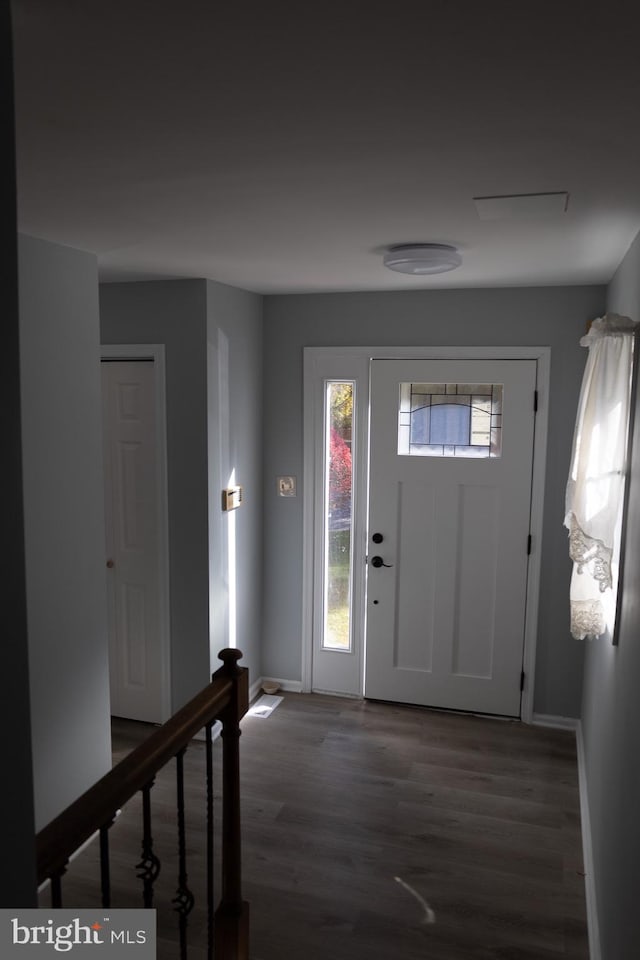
<box><xmin>214</xmin><ymin>648</ymin><xmax>250</xmax><ymax>960</ymax></box>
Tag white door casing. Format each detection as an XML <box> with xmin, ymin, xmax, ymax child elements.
<box><xmin>365</xmin><ymin>358</ymin><xmax>537</xmax><ymax>717</ymax></box>
<box><xmin>307</xmin><ymin>354</ymin><xmax>369</xmax><ymax>696</ymax></box>
<box><xmin>101</xmin><ymin>347</ymin><xmax>171</xmax><ymax>722</ymax></box>
<box><xmin>302</xmin><ymin>346</ymin><xmax>550</xmax><ymax>721</ymax></box>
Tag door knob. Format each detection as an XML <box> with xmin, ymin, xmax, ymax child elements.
<box><xmin>370</xmin><ymin>555</ymin><xmax>393</xmax><ymax>568</ymax></box>
<box><xmin>106</xmin><ymin>559</ymin><xmax>114</xmax><ymax>569</ymax></box>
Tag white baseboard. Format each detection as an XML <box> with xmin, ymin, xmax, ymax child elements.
<box><xmin>531</xmin><ymin>713</ymin><xmax>579</xmax><ymax>730</ymax></box>
<box><xmin>38</xmin><ymin>810</ymin><xmax>123</xmax><ymax>894</ymax></box>
<box><xmin>249</xmin><ymin>677</ymin><xmax>264</xmax><ymax>703</ymax></box>
<box><xmin>191</xmin><ymin>719</ymin><xmax>223</xmax><ymax>742</ymax></box>
<box><xmin>576</xmin><ymin>720</ymin><xmax>601</xmax><ymax>960</ymax></box>
<box><xmin>532</xmin><ymin>714</ymin><xmax>600</xmax><ymax>959</ymax></box>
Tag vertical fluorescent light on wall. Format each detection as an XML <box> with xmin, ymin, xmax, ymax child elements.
<box><xmin>322</xmin><ymin>381</ymin><xmax>355</xmax><ymax>652</ymax></box>
<box><xmin>217</xmin><ymin>329</ymin><xmax>234</xmax><ymax>649</ymax></box>
<box><xmin>227</xmin><ymin>467</ymin><xmax>237</xmax><ymax>649</ymax></box>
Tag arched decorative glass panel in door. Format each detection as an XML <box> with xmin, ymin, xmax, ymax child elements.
<box><xmin>398</xmin><ymin>382</ymin><xmax>503</xmax><ymax>458</ymax></box>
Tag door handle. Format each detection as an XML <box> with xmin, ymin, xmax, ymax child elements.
<box><xmin>370</xmin><ymin>555</ymin><xmax>393</xmax><ymax>568</ymax></box>
<box><xmin>106</xmin><ymin>559</ymin><xmax>115</xmax><ymax>569</ymax></box>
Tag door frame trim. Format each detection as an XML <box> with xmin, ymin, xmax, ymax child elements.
<box><xmin>304</xmin><ymin>354</ymin><xmax>370</xmax><ymax>697</ymax></box>
<box><xmin>303</xmin><ymin>345</ymin><xmax>550</xmax><ymax>723</ymax></box>
<box><xmin>101</xmin><ymin>344</ymin><xmax>172</xmax><ymax>721</ymax></box>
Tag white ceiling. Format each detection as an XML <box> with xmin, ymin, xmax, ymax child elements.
<box><xmin>12</xmin><ymin>1</ymin><xmax>640</xmax><ymax>294</ymax></box>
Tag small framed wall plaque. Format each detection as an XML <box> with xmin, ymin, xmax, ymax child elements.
<box><xmin>277</xmin><ymin>475</ymin><xmax>296</xmax><ymax>497</ymax></box>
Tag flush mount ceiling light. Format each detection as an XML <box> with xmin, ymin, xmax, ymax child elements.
<box><xmin>383</xmin><ymin>243</ymin><xmax>462</xmax><ymax>275</ymax></box>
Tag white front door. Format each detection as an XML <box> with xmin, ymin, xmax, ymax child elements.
<box><xmin>102</xmin><ymin>359</ymin><xmax>167</xmax><ymax>722</ymax></box>
<box><xmin>365</xmin><ymin>358</ymin><xmax>537</xmax><ymax>717</ymax></box>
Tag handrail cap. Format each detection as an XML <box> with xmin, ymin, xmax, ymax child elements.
<box><xmin>218</xmin><ymin>648</ymin><xmax>243</xmax><ymax>675</ymax></box>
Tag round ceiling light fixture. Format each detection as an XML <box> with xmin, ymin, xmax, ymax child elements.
<box><xmin>383</xmin><ymin>243</ymin><xmax>462</xmax><ymax>276</ymax></box>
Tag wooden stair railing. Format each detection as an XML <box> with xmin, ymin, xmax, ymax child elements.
<box><xmin>36</xmin><ymin>648</ymin><xmax>249</xmax><ymax>960</ymax></box>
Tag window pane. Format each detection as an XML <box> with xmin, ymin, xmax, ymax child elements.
<box><xmin>323</xmin><ymin>382</ymin><xmax>354</xmax><ymax>650</ymax></box>
<box><xmin>429</xmin><ymin>403</ymin><xmax>471</xmax><ymax>445</ymax></box>
<box><xmin>398</xmin><ymin>383</ymin><xmax>503</xmax><ymax>458</ymax></box>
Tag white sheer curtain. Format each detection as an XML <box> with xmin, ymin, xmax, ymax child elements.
<box><xmin>565</xmin><ymin>313</ymin><xmax>637</xmax><ymax>640</ymax></box>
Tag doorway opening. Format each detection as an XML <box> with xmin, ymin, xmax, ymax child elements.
<box><xmin>303</xmin><ymin>346</ymin><xmax>550</xmax><ymax>721</ymax></box>
<box><xmin>101</xmin><ymin>345</ymin><xmax>171</xmax><ymax>723</ymax></box>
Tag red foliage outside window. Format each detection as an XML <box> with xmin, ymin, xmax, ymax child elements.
<box><xmin>329</xmin><ymin>428</ymin><xmax>352</xmax><ymax>523</ymax></box>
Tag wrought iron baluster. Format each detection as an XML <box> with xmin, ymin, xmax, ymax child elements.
<box><xmin>206</xmin><ymin>722</ymin><xmax>215</xmax><ymax>959</ymax></box>
<box><xmin>172</xmin><ymin>747</ymin><xmax>195</xmax><ymax>959</ymax></box>
<box><xmin>50</xmin><ymin>867</ymin><xmax>66</xmax><ymax>908</ymax></box>
<box><xmin>99</xmin><ymin>819</ymin><xmax>115</xmax><ymax>908</ymax></box>
<box><xmin>136</xmin><ymin>781</ymin><xmax>161</xmax><ymax>908</ymax></box>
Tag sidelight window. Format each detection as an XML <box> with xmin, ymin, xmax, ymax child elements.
<box><xmin>322</xmin><ymin>382</ymin><xmax>354</xmax><ymax>651</ymax></box>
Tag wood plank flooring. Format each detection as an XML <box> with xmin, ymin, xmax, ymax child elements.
<box><xmin>42</xmin><ymin>694</ymin><xmax>589</xmax><ymax>959</ymax></box>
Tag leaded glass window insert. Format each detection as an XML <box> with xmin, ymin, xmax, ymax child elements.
<box><xmin>398</xmin><ymin>382</ymin><xmax>503</xmax><ymax>458</ymax></box>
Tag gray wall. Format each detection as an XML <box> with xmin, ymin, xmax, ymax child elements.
<box><xmin>581</xmin><ymin>230</ymin><xmax>640</xmax><ymax>959</ymax></box>
<box><xmin>101</xmin><ymin>278</ymin><xmax>263</xmax><ymax>701</ymax></box>
<box><xmin>18</xmin><ymin>234</ymin><xmax>112</xmax><ymax>830</ymax></box>
<box><xmin>100</xmin><ymin>280</ymin><xmax>211</xmax><ymax>709</ymax></box>
<box><xmin>262</xmin><ymin>285</ymin><xmax>606</xmax><ymax>716</ymax></box>
<box><xmin>206</xmin><ymin>280</ymin><xmax>263</xmax><ymax>686</ymax></box>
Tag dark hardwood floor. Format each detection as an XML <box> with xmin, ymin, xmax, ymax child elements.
<box><xmin>43</xmin><ymin>694</ymin><xmax>589</xmax><ymax>959</ymax></box>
